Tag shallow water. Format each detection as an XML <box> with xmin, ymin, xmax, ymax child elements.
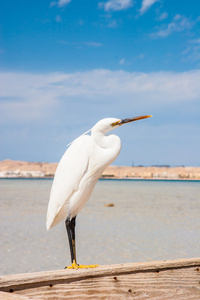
<box><xmin>0</xmin><ymin>178</ymin><xmax>200</xmax><ymax>275</ymax></box>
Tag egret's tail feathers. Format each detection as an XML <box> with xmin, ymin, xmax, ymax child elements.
<box><xmin>46</xmin><ymin>211</ymin><xmax>57</xmax><ymax>231</ymax></box>
<box><xmin>46</xmin><ymin>206</ymin><xmax>65</xmax><ymax>231</ymax></box>
<box><xmin>46</xmin><ymin>217</ymin><xmax>53</xmax><ymax>231</ymax></box>
<box><xmin>46</xmin><ymin>215</ymin><xmax>58</xmax><ymax>231</ymax></box>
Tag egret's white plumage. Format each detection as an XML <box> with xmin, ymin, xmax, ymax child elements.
<box><xmin>46</xmin><ymin>115</ymin><xmax>151</xmax><ymax>268</ymax></box>
<box><xmin>46</xmin><ymin>118</ymin><xmax>121</xmax><ymax>230</ymax></box>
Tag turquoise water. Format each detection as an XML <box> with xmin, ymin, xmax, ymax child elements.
<box><xmin>0</xmin><ymin>178</ymin><xmax>200</xmax><ymax>275</ymax></box>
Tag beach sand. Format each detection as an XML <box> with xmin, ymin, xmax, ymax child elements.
<box><xmin>0</xmin><ymin>159</ymin><xmax>200</xmax><ymax>180</ymax></box>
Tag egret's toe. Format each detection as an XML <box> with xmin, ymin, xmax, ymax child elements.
<box><xmin>65</xmin><ymin>262</ymin><xmax>99</xmax><ymax>269</ymax></box>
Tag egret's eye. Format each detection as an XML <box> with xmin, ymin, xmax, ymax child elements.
<box><xmin>111</xmin><ymin>120</ymin><xmax>121</xmax><ymax>127</ymax></box>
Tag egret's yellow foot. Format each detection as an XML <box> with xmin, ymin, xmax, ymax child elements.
<box><xmin>66</xmin><ymin>260</ymin><xmax>99</xmax><ymax>269</ymax></box>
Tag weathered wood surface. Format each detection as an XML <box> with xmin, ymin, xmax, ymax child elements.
<box><xmin>0</xmin><ymin>258</ymin><xmax>200</xmax><ymax>299</ymax></box>
<box><xmin>0</xmin><ymin>291</ymin><xmax>36</xmax><ymax>300</ymax></box>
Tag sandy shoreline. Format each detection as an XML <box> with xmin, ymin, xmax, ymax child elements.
<box><xmin>0</xmin><ymin>159</ymin><xmax>200</xmax><ymax>180</ymax></box>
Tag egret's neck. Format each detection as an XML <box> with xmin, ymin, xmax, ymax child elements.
<box><xmin>91</xmin><ymin>130</ymin><xmax>121</xmax><ymax>151</ymax></box>
<box><xmin>91</xmin><ymin>128</ymin><xmax>121</xmax><ymax>167</ymax></box>
<box><xmin>91</xmin><ymin>131</ymin><xmax>107</xmax><ymax>148</ymax></box>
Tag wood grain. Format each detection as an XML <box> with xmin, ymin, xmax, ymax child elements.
<box><xmin>0</xmin><ymin>258</ymin><xmax>200</xmax><ymax>299</ymax></box>
<box><xmin>0</xmin><ymin>291</ymin><xmax>35</xmax><ymax>300</ymax></box>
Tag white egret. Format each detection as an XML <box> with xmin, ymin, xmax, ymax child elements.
<box><xmin>46</xmin><ymin>115</ymin><xmax>152</xmax><ymax>269</ymax></box>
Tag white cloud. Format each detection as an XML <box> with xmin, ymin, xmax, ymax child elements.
<box><xmin>99</xmin><ymin>0</ymin><xmax>133</xmax><ymax>12</ymax></box>
<box><xmin>50</xmin><ymin>1</ymin><xmax>57</xmax><ymax>8</ymax></box>
<box><xmin>57</xmin><ymin>0</ymin><xmax>71</xmax><ymax>7</ymax></box>
<box><xmin>84</xmin><ymin>42</ymin><xmax>103</xmax><ymax>47</ymax></box>
<box><xmin>119</xmin><ymin>58</ymin><xmax>125</xmax><ymax>65</ymax></box>
<box><xmin>50</xmin><ymin>0</ymin><xmax>71</xmax><ymax>8</ymax></box>
<box><xmin>182</xmin><ymin>39</ymin><xmax>200</xmax><ymax>61</ymax></box>
<box><xmin>1</xmin><ymin>69</ymin><xmax>200</xmax><ymax>164</ymax></box>
<box><xmin>1</xmin><ymin>69</ymin><xmax>200</xmax><ymax>124</ymax></box>
<box><xmin>190</xmin><ymin>46</ymin><xmax>200</xmax><ymax>61</ymax></box>
<box><xmin>158</xmin><ymin>12</ymin><xmax>168</xmax><ymax>21</ymax></box>
<box><xmin>190</xmin><ymin>38</ymin><xmax>200</xmax><ymax>44</ymax></box>
<box><xmin>108</xmin><ymin>19</ymin><xmax>118</xmax><ymax>27</ymax></box>
<box><xmin>1</xmin><ymin>69</ymin><xmax>200</xmax><ymax>102</ymax></box>
<box><xmin>55</xmin><ymin>15</ymin><xmax>62</xmax><ymax>22</ymax></box>
<box><xmin>140</xmin><ymin>0</ymin><xmax>159</xmax><ymax>15</ymax></box>
<box><xmin>0</xmin><ymin>72</ymin><xmax>58</xmax><ymax>123</ymax></box>
<box><xmin>59</xmin><ymin>40</ymin><xmax>103</xmax><ymax>47</ymax></box>
<box><xmin>182</xmin><ymin>44</ymin><xmax>200</xmax><ymax>62</ymax></box>
<box><xmin>151</xmin><ymin>14</ymin><xmax>193</xmax><ymax>38</ymax></box>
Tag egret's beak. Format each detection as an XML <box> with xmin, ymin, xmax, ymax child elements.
<box><xmin>111</xmin><ymin>115</ymin><xmax>152</xmax><ymax>127</ymax></box>
<box><xmin>119</xmin><ymin>115</ymin><xmax>152</xmax><ymax>125</ymax></box>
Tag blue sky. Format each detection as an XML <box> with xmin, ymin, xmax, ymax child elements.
<box><xmin>0</xmin><ymin>0</ymin><xmax>200</xmax><ymax>166</ymax></box>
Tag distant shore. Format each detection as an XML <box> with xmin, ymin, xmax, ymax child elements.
<box><xmin>0</xmin><ymin>159</ymin><xmax>200</xmax><ymax>180</ymax></box>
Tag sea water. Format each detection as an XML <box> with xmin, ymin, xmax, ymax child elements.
<box><xmin>0</xmin><ymin>178</ymin><xmax>200</xmax><ymax>275</ymax></box>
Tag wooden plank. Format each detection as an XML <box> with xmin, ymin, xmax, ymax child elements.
<box><xmin>0</xmin><ymin>258</ymin><xmax>200</xmax><ymax>299</ymax></box>
<box><xmin>0</xmin><ymin>291</ymin><xmax>34</xmax><ymax>300</ymax></box>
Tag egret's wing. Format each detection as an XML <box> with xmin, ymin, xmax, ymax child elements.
<box><xmin>46</xmin><ymin>135</ymin><xmax>93</xmax><ymax>230</ymax></box>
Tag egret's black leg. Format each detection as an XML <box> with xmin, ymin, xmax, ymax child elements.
<box><xmin>70</xmin><ymin>217</ymin><xmax>77</xmax><ymax>263</ymax></box>
<box><xmin>65</xmin><ymin>216</ymin><xmax>77</xmax><ymax>265</ymax></box>
<box><xmin>65</xmin><ymin>216</ymin><xmax>99</xmax><ymax>269</ymax></box>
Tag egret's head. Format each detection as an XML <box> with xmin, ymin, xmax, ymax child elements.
<box><xmin>92</xmin><ymin>115</ymin><xmax>152</xmax><ymax>135</ymax></box>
